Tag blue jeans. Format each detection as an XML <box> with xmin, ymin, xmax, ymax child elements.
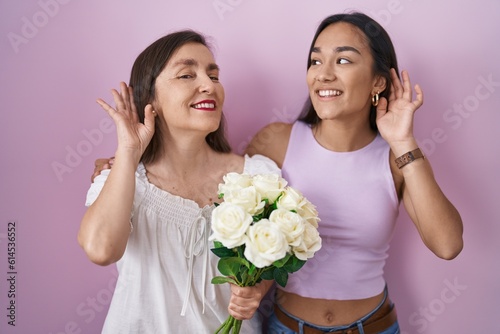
<box><xmin>267</xmin><ymin>313</ymin><xmax>400</xmax><ymax>334</ymax></box>
<box><xmin>267</xmin><ymin>288</ymin><xmax>400</xmax><ymax>334</ymax></box>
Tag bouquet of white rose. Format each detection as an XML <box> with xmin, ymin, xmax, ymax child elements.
<box><xmin>209</xmin><ymin>172</ymin><xmax>322</xmax><ymax>334</ymax></box>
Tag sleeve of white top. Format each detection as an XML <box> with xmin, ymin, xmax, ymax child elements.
<box><xmin>243</xmin><ymin>154</ymin><xmax>282</xmax><ymax>176</ymax></box>
<box><xmin>85</xmin><ymin>169</ymin><xmax>111</xmax><ymax>207</ymax></box>
<box><xmin>84</xmin><ymin>165</ymin><xmax>147</xmax><ymax>210</ymax></box>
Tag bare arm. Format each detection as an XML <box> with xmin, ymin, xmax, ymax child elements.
<box><xmin>244</xmin><ymin>122</ymin><xmax>293</xmax><ymax>167</ymax></box>
<box><xmin>378</xmin><ymin>70</ymin><xmax>463</xmax><ymax>259</ymax></box>
<box><xmin>392</xmin><ymin>151</ymin><xmax>463</xmax><ymax>259</ymax></box>
<box><xmin>79</xmin><ymin>152</ymin><xmax>139</xmax><ymax>265</ymax></box>
<box><xmin>78</xmin><ymin>82</ymin><xmax>156</xmax><ymax>265</ymax></box>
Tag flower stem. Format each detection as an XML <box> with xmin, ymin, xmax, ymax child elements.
<box><xmin>214</xmin><ymin>315</ymin><xmax>243</xmax><ymax>334</ymax></box>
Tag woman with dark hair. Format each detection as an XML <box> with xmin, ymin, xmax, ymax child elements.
<box><xmin>78</xmin><ymin>30</ymin><xmax>278</xmax><ymax>333</ymax></box>
<box><xmin>247</xmin><ymin>12</ymin><xmax>463</xmax><ymax>333</ymax></box>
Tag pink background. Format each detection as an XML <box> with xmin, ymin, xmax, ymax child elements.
<box><xmin>1</xmin><ymin>1</ymin><xmax>499</xmax><ymax>333</ymax></box>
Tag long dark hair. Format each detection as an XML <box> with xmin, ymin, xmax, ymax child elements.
<box><xmin>129</xmin><ymin>30</ymin><xmax>231</xmax><ymax>164</ymax></box>
<box><xmin>297</xmin><ymin>12</ymin><xmax>399</xmax><ymax>132</ymax></box>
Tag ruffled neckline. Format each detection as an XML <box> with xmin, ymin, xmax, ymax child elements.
<box><xmin>136</xmin><ymin>162</ymin><xmax>215</xmax><ymax>211</ymax></box>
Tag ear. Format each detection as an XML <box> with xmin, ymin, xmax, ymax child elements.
<box><xmin>372</xmin><ymin>75</ymin><xmax>387</xmax><ymax>95</ymax></box>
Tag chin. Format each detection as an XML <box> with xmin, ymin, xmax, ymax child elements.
<box><xmin>202</xmin><ymin>120</ymin><xmax>221</xmax><ymax>133</ymax></box>
<box><xmin>315</xmin><ymin>110</ymin><xmax>337</xmax><ymax>121</ymax></box>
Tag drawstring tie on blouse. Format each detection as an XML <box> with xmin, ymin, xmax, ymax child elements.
<box><xmin>180</xmin><ymin>215</ymin><xmax>210</xmax><ymax>316</ymax></box>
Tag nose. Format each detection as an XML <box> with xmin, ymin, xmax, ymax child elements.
<box><xmin>316</xmin><ymin>63</ymin><xmax>335</xmax><ymax>82</ymax></box>
<box><xmin>199</xmin><ymin>75</ymin><xmax>215</xmax><ymax>95</ymax></box>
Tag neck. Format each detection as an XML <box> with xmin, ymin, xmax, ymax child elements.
<box><xmin>148</xmin><ymin>133</ymin><xmax>217</xmax><ymax>179</ymax></box>
<box><xmin>313</xmin><ymin>119</ymin><xmax>376</xmax><ymax>152</ymax></box>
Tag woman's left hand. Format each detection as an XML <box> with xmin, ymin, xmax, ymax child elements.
<box><xmin>376</xmin><ymin>68</ymin><xmax>423</xmax><ymax>146</ymax></box>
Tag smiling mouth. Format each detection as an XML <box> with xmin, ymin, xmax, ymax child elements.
<box><xmin>191</xmin><ymin>102</ymin><xmax>216</xmax><ymax>109</ymax></box>
<box><xmin>317</xmin><ymin>89</ymin><xmax>342</xmax><ymax>97</ymax></box>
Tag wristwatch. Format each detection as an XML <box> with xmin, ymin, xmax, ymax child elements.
<box><xmin>395</xmin><ymin>148</ymin><xmax>424</xmax><ymax>169</ymax></box>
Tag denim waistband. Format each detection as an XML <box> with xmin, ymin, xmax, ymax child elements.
<box><xmin>275</xmin><ymin>285</ymin><xmax>390</xmax><ymax>333</ymax></box>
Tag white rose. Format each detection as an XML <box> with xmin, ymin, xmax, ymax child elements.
<box><xmin>276</xmin><ymin>186</ymin><xmax>305</xmax><ymax>211</ymax></box>
<box><xmin>268</xmin><ymin>208</ymin><xmax>305</xmax><ymax>247</ymax></box>
<box><xmin>251</xmin><ymin>173</ymin><xmax>287</xmax><ymax>203</ymax></box>
<box><xmin>244</xmin><ymin>219</ymin><xmax>289</xmax><ymax>268</ymax></box>
<box><xmin>209</xmin><ymin>202</ymin><xmax>252</xmax><ymax>248</ymax></box>
<box><xmin>297</xmin><ymin>199</ymin><xmax>320</xmax><ymax>228</ymax></box>
<box><xmin>223</xmin><ymin>186</ymin><xmax>266</xmax><ymax>216</ymax></box>
<box><xmin>292</xmin><ymin>222</ymin><xmax>322</xmax><ymax>261</ymax></box>
<box><xmin>218</xmin><ymin>173</ymin><xmax>253</xmax><ymax>197</ymax></box>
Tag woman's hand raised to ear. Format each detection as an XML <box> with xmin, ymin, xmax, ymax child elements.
<box><xmin>97</xmin><ymin>82</ymin><xmax>156</xmax><ymax>164</ymax></box>
<box><xmin>375</xmin><ymin>69</ymin><xmax>423</xmax><ymax>149</ymax></box>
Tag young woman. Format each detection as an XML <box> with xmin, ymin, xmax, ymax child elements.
<box><xmin>78</xmin><ymin>30</ymin><xmax>278</xmax><ymax>333</ymax></box>
<box><xmin>246</xmin><ymin>12</ymin><xmax>463</xmax><ymax>334</ymax></box>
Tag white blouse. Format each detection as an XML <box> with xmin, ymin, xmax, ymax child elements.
<box><xmin>85</xmin><ymin>154</ymin><xmax>281</xmax><ymax>334</ymax></box>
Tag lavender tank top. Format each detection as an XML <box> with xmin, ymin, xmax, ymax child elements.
<box><xmin>281</xmin><ymin>121</ymin><xmax>399</xmax><ymax>300</ymax></box>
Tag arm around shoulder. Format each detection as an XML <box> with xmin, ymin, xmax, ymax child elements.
<box><xmin>245</xmin><ymin>122</ymin><xmax>293</xmax><ymax>168</ymax></box>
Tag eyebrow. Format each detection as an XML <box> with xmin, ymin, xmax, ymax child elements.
<box><xmin>172</xmin><ymin>58</ymin><xmax>220</xmax><ymax>71</ymax></box>
<box><xmin>311</xmin><ymin>46</ymin><xmax>361</xmax><ymax>55</ymax></box>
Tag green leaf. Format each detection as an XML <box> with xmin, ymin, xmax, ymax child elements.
<box><xmin>253</xmin><ymin>214</ymin><xmax>263</xmax><ymax>222</ymax></box>
<box><xmin>261</xmin><ymin>206</ymin><xmax>272</xmax><ymax>219</ymax></box>
<box><xmin>218</xmin><ymin>257</ymin><xmax>250</xmax><ymax>277</ymax></box>
<box><xmin>237</xmin><ymin>245</ymin><xmax>246</xmax><ymax>258</ymax></box>
<box><xmin>211</xmin><ymin>247</ymin><xmax>236</xmax><ymax>258</ymax></box>
<box><xmin>211</xmin><ymin>276</ymin><xmax>238</xmax><ymax>285</ymax></box>
<box><xmin>238</xmin><ymin>266</ymin><xmax>249</xmax><ymax>285</ymax></box>
<box><xmin>283</xmin><ymin>255</ymin><xmax>306</xmax><ymax>273</ymax></box>
<box><xmin>237</xmin><ymin>257</ymin><xmax>251</xmax><ymax>268</ymax></box>
<box><xmin>273</xmin><ymin>254</ymin><xmax>291</xmax><ymax>268</ymax></box>
<box><xmin>274</xmin><ymin>267</ymin><xmax>289</xmax><ymax>287</ymax></box>
<box><xmin>259</xmin><ymin>267</ymin><xmax>275</xmax><ymax>280</ymax></box>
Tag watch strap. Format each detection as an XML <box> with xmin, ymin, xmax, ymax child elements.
<box><xmin>395</xmin><ymin>148</ymin><xmax>424</xmax><ymax>169</ymax></box>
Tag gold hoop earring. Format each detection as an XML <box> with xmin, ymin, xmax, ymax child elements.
<box><xmin>372</xmin><ymin>92</ymin><xmax>379</xmax><ymax>107</ymax></box>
